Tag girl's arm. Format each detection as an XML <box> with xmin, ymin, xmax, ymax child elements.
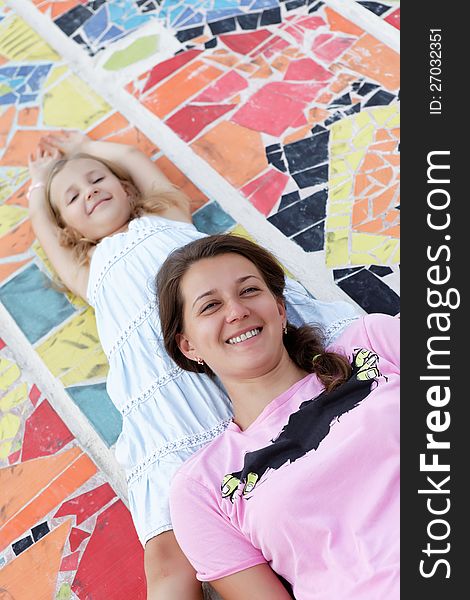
<box><xmin>41</xmin><ymin>131</ymin><xmax>192</xmax><ymax>223</ymax></box>
<box><xmin>211</xmin><ymin>564</ymin><xmax>293</xmax><ymax>600</ymax></box>
<box><xmin>28</xmin><ymin>147</ymin><xmax>90</xmax><ymax>299</ymax></box>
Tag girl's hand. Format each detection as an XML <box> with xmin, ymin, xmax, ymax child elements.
<box><xmin>28</xmin><ymin>146</ymin><xmax>62</xmax><ymax>185</ymax></box>
<box><xmin>40</xmin><ymin>130</ymin><xmax>89</xmax><ymax>157</ymax></box>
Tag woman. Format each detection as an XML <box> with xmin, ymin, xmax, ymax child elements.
<box><xmin>157</xmin><ymin>234</ymin><xmax>399</xmax><ymax>600</ymax></box>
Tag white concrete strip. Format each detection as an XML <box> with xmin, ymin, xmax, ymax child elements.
<box><xmin>324</xmin><ymin>0</ymin><xmax>400</xmax><ymax>53</ymax></box>
<box><xmin>8</xmin><ymin>0</ymin><xmax>364</xmax><ymax>307</ymax></box>
<box><xmin>0</xmin><ymin>302</ymin><xmax>129</xmax><ymax>503</ymax></box>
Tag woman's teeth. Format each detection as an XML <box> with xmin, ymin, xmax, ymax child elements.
<box><xmin>228</xmin><ymin>328</ymin><xmax>260</xmax><ymax>345</ymax></box>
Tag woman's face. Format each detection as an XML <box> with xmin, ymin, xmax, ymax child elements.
<box><xmin>177</xmin><ymin>253</ymin><xmax>287</xmax><ymax>383</ymax></box>
<box><xmin>49</xmin><ymin>157</ymin><xmax>132</xmax><ymax>240</ymax></box>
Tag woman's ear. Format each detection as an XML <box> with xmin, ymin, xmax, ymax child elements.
<box><xmin>276</xmin><ymin>298</ymin><xmax>286</xmax><ymax>321</ymax></box>
<box><xmin>176</xmin><ymin>332</ymin><xmax>198</xmax><ymax>362</ymax></box>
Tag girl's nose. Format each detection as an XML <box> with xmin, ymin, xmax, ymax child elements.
<box><xmin>87</xmin><ymin>188</ymin><xmax>99</xmax><ymax>200</ymax></box>
<box><xmin>225</xmin><ymin>299</ymin><xmax>250</xmax><ymax>322</ymax></box>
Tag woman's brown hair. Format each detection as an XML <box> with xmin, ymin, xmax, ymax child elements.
<box><xmin>156</xmin><ymin>234</ymin><xmax>351</xmax><ymax>392</ymax></box>
<box><xmin>46</xmin><ymin>153</ymin><xmax>190</xmax><ymax>266</ymax></box>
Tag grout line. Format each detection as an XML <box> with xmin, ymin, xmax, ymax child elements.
<box><xmin>0</xmin><ymin>302</ymin><xmax>129</xmax><ymax>504</ymax></box>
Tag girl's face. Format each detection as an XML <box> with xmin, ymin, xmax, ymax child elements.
<box><xmin>177</xmin><ymin>253</ymin><xmax>287</xmax><ymax>383</ymax></box>
<box><xmin>49</xmin><ymin>157</ymin><xmax>132</xmax><ymax>240</ymax></box>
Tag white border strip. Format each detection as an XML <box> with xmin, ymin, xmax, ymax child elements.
<box><xmin>0</xmin><ymin>302</ymin><xmax>128</xmax><ymax>503</ymax></box>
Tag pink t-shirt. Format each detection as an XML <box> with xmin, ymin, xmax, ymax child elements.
<box><xmin>170</xmin><ymin>314</ymin><xmax>399</xmax><ymax>599</ymax></box>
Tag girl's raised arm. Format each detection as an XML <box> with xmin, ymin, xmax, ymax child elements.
<box><xmin>41</xmin><ymin>132</ymin><xmax>191</xmax><ymax>222</ymax></box>
<box><xmin>28</xmin><ymin>147</ymin><xmax>90</xmax><ymax>299</ymax></box>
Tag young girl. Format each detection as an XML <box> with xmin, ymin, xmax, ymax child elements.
<box><xmin>157</xmin><ymin>235</ymin><xmax>399</xmax><ymax>600</ymax></box>
<box><xmin>27</xmin><ymin>132</ymin><xmax>359</xmax><ymax>599</ymax></box>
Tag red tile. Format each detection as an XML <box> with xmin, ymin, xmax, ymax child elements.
<box><xmin>312</xmin><ymin>33</ymin><xmax>333</xmax><ymax>50</ymax></box>
<box><xmin>314</xmin><ymin>37</ymin><xmax>355</xmax><ymax>62</ymax></box>
<box><xmin>29</xmin><ymin>384</ymin><xmax>41</xmax><ymax>407</ymax></box>
<box><xmin>385</xmin><ymin>8</ymin><xmax>400</xmax><ymax>30</ymax></box>
<box><xmin>69</xmin><ymin>527</ymin><xmax>90</xmax><ymax>552</ymax></box>
<box><xmin>60</xmin><ymin>551</ymin><xmax>80</xmax><ymax>571</ymax></box>
<box><xmin>297</xmin><ymin>16</ymin><xmax>327</xmax><ymax>30</ymax></box>
<box><xmin>220</xmin><ymin>30</ymin><xmax>271</xmax><ymax>55</ymax></box>
<box><xmin>72</xmin><ymin>501</ymin><xmax>146</xmax><ymax>600</ymax></box>
<box><xmin>54</xmin><ymin>483</ymin><xmax>116</xmax><ymax>526</ymax></box>
<box><xmin>241</xmin><ymin>169</ymin><xmax>289</xmax><ymax>216</ymax></box>
<box><xmin>231</xmin><ymin>82</ymin><xmax>323</xmax><ymax>136</ymax></box>
<box><xmin>8</xmin><ymin>449</ymin><xmax>21</xmax><ymax>464</ymax></box>
<box><xmin>165</xmin><ymin>104</ymin><xmax>235</xmax><ymax>142</ymax></box>
<box><xmin>284</xmin><ymin>58</ymin><xmax>333</xmax><ymax>82</ymax></box>
<box><xmin>21</xmin><ymin>400</ymin><xmax>74</xmax><ymax>461</ymax></box>
<box><xmin>143</xmin><ymin>49</ymin><xmax>202</xmax><ymax>93</ymax></box>
<box><xmin>0</xmin><ymin>338</ymin><xmax>6</xmax><ymax>350</ymax></box>
<box><xmin>194</xmin><ymin>71</ymin><xmax>248</xmax><ymax>103</ymax></box>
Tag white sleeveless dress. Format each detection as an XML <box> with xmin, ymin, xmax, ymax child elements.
<box><xmin>87</xmin><ymin>214</ymin><xmax>358</xmax><ymax>545</ymax></box>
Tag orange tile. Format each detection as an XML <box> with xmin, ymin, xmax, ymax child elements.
<box><xmin>5</xmin><ymin>181</ymin><xmax>29</xmax><ymax>208</ymax></box>
<box><xmin>352</xmin><ymin>198</ymin><xmax>369</xmax><ymax>226</ymax></box>
<box><xmin>283</xmin><ymin>125</ymin><xmax>311</xmax><ymax>145</ymax></box>
<box><xmin>103</xmin><ymin>129</ymin><xmax>159</xmax><ymax>156</ymax></box>
<box><xmin>191</xmin><ymin>121</ymin><xmax>268</xmax><ymax>188</ymax></box>
<box><xmin>155</xmin><ymin>156</ymin><xmax>209</xmax><ymax>212</ymax></box>
<box><xmin>354</xmin><ymin>173</ymin><xmax>370</xmax><ymax>196</ymax></box>
<box><xmin>143</xmin><ymin>61</ymin><xmax>224</xmax><ymax>119</ymax></box>
<box><xmin>252</xmin><ymin>64</ymin><xmax>273</xmax><ymax>78</ymax></box>
<box><xmin>308</xmin><ymin>107</ymin><xmax>330</xmax><ymax>124</ymax></box>
<box><xmin>384</xmin><ymin>208</ymin><xmax>400</xmax><ymax>224</ymax></box>
<box><xmin>271</xmin><ymin>55</ymin><xmax>290</xmax><ymax>73</ymax></box>
<box><xmin>384</xmin><ymin>154</ymin><xmax>400</xmax><ymax>167</ymax></box>
<box><xmin>376</xmin><ymin>129</ymin><xmax>393</xmax><ymax>141</ymax></box>
<box><xmin>362</xmin><ymin>152</ymin><xmax>386</xmax><ymax>172</ymax></box>
<box><xmin>329</xmin><ymin>72</ymin><xmax>357</xmax><ymax>94</ymax></box>
<box><xmin>236</xmin><ymin>63</ymin><xmax>257</xmax><ymax>74</ymax></box>
<box><xmin>0</xmin><ymin>520</ymin><xmax>71</xmax><ymax>600</ymax></box>
<box><xmin>325</xmin><ymin>7</ymin><xmax>364</xmax><ymax>36</ymax></box>
<box><xmin>342</xmin><ymin>34</ymin><xmax>399</xmax><ymax>92</ymax></box>
<box><xmin>384</xmin><ymin>224</ymin><xmax>400</xmax><ymax>238</ymax></box>
<box><xmin>369</xmin><ymin>141</ymin><xmax>397</xmax><ymax>152</ymax></box>
<box><xmin>206</xmin><ymin>53</ymin><xmax>240</xmax><ymax>68</ymax></box>
<box><xmin>191</xmin><ymin>35</ymin><xmax>210</xmax><ymax>45</ymax></box>
<box><xmin>355</xmin><ymin>217</ymin><xmax>384</xmax><ymax>234</ymax></box>
<box><xmin>390</xmin><ymin>127</ymin><xmax>400</xmax><ymax>139</ymax></box>
<box><xmin>17</xmin><ymin>107</ymin><xmax>40</xmax><ymax>127</ymax></box>
<box><xmin>372</xmin><ymin>183</ymin><xmax>398</xmax><ymax>216</ymax></box>
<box><xmin>51</xmin><ymin>0</ymin><xmax>82</xmax><ymax>19</ymax></box>
<box><xmin>88</xmin><ymin>112</ymin><xmax>129</xmax><ymax>139</ymax></box>
<box><xmin>316</xmin><ymin>91</ymin><xmax>333</xmax><ymax>104</ymax></box>
<box><xmin>0</xmin><ymin>130</ymin><xmax>56</xmax><ymax>167</ymax></box>
<box><xmin>372</xmin><ymin>166</ymin><xmax>394</xmax><ymax>185</ymax></box>
<box><xmin>0</xmin><ymin>106</ymin><xmax>16</xmax><ymax>147</ymax></box>
<box><xmin>0</xmin><ymin>219</ymin><xmax>35</xmax><ymax>258</ymax></box>
<box><xmin>0</xmin><ymin>259</ymin><xmax>31</xmax><ymax>284</ymax></box>
<box><xmin>0</xmin><ymin>452</ymin><xmax>96</xmax><ymax>551</ymax></box>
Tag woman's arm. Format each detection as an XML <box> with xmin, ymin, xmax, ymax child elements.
<box><xmin>41</xmin><ymin>131</ymin><xmax>192</xmax><ymax>222</ymax></box>
<box><xmin>28</xmin><ymin>147</ymin><xmax>90</xmax><ymax>299</ymax></box>
<box><xmin>211</xmin><ymin>564</ymin><xmax>293</xmax><ymax>600</ymax></box>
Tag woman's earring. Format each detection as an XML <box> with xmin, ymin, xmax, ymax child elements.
<box><xmin>196</xmin><ymin>357</ymin><xmax>204</xmax><ymax>366</ymax></box>
<box><xmin>283</xmin><ymin>323</ymin><xmax>288</xmax><ymax>335</ymax></box>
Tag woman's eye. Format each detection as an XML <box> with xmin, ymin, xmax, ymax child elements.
<box><xmin>241</xmin><ymin>287</ymin><xmax>259</xmax><ymax>295</ymax></box>
<box><xmin>201</xmin><ymin>302</ymin><xmax>218</xmax><ymax>313</ymax></box>
<box><xmin>93</xmin><ymin>177</ymin><xmax>104</xmax><ymax>183</ymax></box>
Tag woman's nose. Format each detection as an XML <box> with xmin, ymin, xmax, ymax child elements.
<box><xmin>225</xmin><ymin>299</ymin><xmax>250</xmax><ymax>322</ymax></box>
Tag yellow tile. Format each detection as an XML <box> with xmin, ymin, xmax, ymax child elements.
<box><xmin>326</xmin><ymin>231</ymin><xmax>349</xmax><ymax>267</ymax></box>
<box><xmin>0</xmin><ymin>383</ymin><xmax>28</xmax><ymax>411</ymax></box>
<box><xmin>0</xmin><ymin>358</ymin><xmax>21</xmax><ymax>392</ymax></box>
<box><xmin>354</xmin><ymin>111</ymin><xmax>372</xmax><ymax>129</ymax></box>
<box><xmin>330</xmin><ymin>158</ymin><xmax>350</xmax><ymax>177</ymax></box>
<box><xmin>36</xmin><ymin>307</ymin><xmax>108</xmax><ymax>386</ymax></box>
<box><xmin>329</xmin><ymin>174</ymin><xmax>350</xmax><ymax>189</ymax></box>
<box><xmin>0</xmin><ymin>205</ymin><xmax>28</xmax><ymax>236</ymax></box>
<box><xmin>329</xmin><ymin>180</ymin><xmax>352</xmax><ymax>202</ymax></box>
<box><xmin>0</xmin><ymin>413</ymin><xmax>20</xmax><ymax>441</ymax></box>
<box><xmin>43</xmin><ymin>75</ymin><xmax>111</xmax><ymax>129</ymax></box>
<box><xmin>345</xmin><ymin>150</ymin><xmax>365</xmax><ymax>172</ymax></box>
<box><xmin>351</xmin><ymin>233</ymin><xmax>384</xmax><ymax>252</ymax></box>
<box><xmin>326</xmin><ymin>214</ymin><xmax>351</xmax><ymax>229</ymax></box>
<box><xmin>328</xmin><ymin>201</ymin><xmax>352</xmax><ymax>215</ymax></box>
<box><xmin>0</xmin><ymin>16</ymin><xmax>59</xmax><ymax>61</ymax></box>
<box><xmin>44</xmin><ymin>65</ymin><xmax>69</xmax><ymax>90</ymax></box>
<box><xmin>331</xmin><ymin>118</ymin><xmax>353</xmax><ymax>141</ymax></box>
<box><xmin>350</xmin><ymin>252</ymin><xmax>377</xmax><ymax>265</ymax></box>
<box><xmin>374</xmin><ymin>238</ymin><xmax>399</xmax><ymax>264</ymax></box>
<box><xmin>387</xmin><ymin>112</ymin><xmax>400</xmax><ymax>128</ymax></box>
<box><xmin>330</xmin><ymin>141</ymin><xmax>350</xmax><ymax>156</ymax></box>
<box><xmin>0</xmin><ymin>440</ymin><xmax>13</xmax><ymax>460</ymax></box>
<box><xmin>371</xmin><ymin>105</ymin><xmax>399</xmax><ymax>127</ymax></box>
<box><xmin>391</xmin><ymin>246</ymin><xmax>400</xmax><ymax>263</ymax></box>
<box><xmin>352</xmin><ymin>124</ymin><xmax>375</xmax><ymax>150</ymax></box>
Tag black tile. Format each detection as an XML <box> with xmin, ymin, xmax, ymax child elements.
<box><xmin>292</xmin><ymin>164</ymin><xmax>328</xmax><ymax>188</ymax></box>
<box><xmin>270</xmin><ymin>157</ymin><xmax>287</xmax><ymax>172</ymax></box>
<box><xmin>89</xmin><ymin>0</ymin><xmax>106</xmax><ymax>10</ymax></box>
<box><xmin>268</xmin><ymin>190</ymin><xmax>327</xmax><ymax>236</ymax></box>
<box><xmin>266</xmin><ymin>143</ymin><xmax>281</xmax><ymax>153</ymax></box>
<box><xmin>12</xmin><ymin>535</ymin><xmax>34</xmax><ymax>555</ymax></box>
<box><xmin>358</xmin><ymin>2</ymin><xmax>390</xmax><ymax>16</ymax></box>
<box><xmin>292</xmin><ymin>221</ymin><xmax>325</xmax><ymax>252</ymax></box>
<box><xmin>209</xmin><ymin>17</ymin><xmax>237</xmax><ymax>35</ymax></box>
<box><xmin>351</xmin><ymin>80</ymin><xmax>363</xmax><ymax>92</ymax></box>
<box><xmin>330</xmin><ymin>92</ymin><xmax>352</xmax><ymax>107</ymax></box>
<box><xmin>308</xmin><ymin>1</ymin><xmax>324</xmax><ymax>11</ymax></box>
<box><xmin>365</xmin><ymin>90</ymin><xmax>396</xmax><ymax>107</ymax></box>
<box><xmin>324</xmin><ymin>112</ymin><xmax>343</xmax><ymax>126</ymax></box>
<box><xmin>142</xmin><ymin>2</ymin><xmax>158</xmax><ymax>13</ymax></box>
<box><xmin>237</xmin><ymin>13</ymin><xmax>260</xmax><ymax>30</ymax></box>
<box><xmin>31</xmin><ymin>521</ymin><xmax>50</xmax><ymax>542</ymax></box>
<box><xmin>286</xmin><ymin>0</ymin><xmax>306</xmax><ymax>9</ymax></box>
<box><xmin>176</xmin><ymin>26</ymin><xmax>204</xmax><ymax>42</ymax></box>
<box><xmin>279</xmin><ymin>191</ymin><xmax>300</xmax><ymax>211</ymax></box>
<box><xmin>310</xmin><ymin>124</ymin><xmax>327</xmax><ymax>134</ymax></box>
<box><xmin>333</xmin><ymin>267</ymin><xmax>364</xmax><ymax>280</ymax></box>
<box><xmin>55</xmin><ymin>5</ymin><xmax>93</xmax><ymax>36</ymax></box>
<box><xmin>260</xmin><ymin>7</ymin><xmax>282</xmax><ymax>26</ymax></box>
<box><xmin>337</xmin><ymin>269</ymin><xmax>400</xmax><ymax>315</ymax></box>
<box><xmin>205</xmin><ymin>38</ymin><xmax>218</xmax><ymax>49</ymax></box>
<box><xmin>344</xmin><ymin>103</ymin><xmax>361</xmax><ymax>115</ymax></box>
<box><xmin>369</xmin><ymin>265</ymin><xmax>393</xmax><ymax>277</ymax></box>
<box><xmin>284</xmin><ymin>131</ymin><xmax>329</xmax><ymax>173</ymax></box>
<box><xmin>357</xmin><ymin>82</ymin><xmax>379</xmax><ymax>96</ymax></box>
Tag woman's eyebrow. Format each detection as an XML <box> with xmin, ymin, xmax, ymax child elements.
<box><xmin>191</xmin><ymin>275</ymin><xmax>262</xmax><ymax>308</ymax></box>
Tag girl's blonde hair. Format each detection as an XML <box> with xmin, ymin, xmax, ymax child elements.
<box><xmin>46</xmin><ymin>153</ymin><xmax>190</xmax><ymax>266</ymax></box>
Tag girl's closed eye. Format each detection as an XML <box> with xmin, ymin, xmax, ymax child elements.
<box><xmin>200</xmin><ymin>301</ymin><xmax>219</xmax><ymax>314</ymax></box>
<box><xmin>241</xmin><ymin>286</ymin><xmax>260</xmax><ymax>295</ymax></box>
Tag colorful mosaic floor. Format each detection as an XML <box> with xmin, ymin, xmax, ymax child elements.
<box><xmin>1</xmin><ymin>0</ymin><xmax>399</xmax><ymax>597</ymax></box>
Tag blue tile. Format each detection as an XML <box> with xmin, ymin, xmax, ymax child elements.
<box><xmin>0</xmin><ymin>93</ymin><xmax>17</xmax><ymax>105</ymax></box>
<box><xmin>100</xmin><ymin>24</ymin><xmax>125</xmax><ymax>43</ymax></box>
<box><xmin>193</xmin><ymin>201</ymin><xmax>236</xmax><ymax>235</ymax></box>
<box><xmin>83</xmin><ymin>5</ymin><xmax>108</xmax><ymax>41</ymax></box>
<box><xmin>67</xmin><ymin>382</ymin><xmax>123</xmax><ymax>447</ymax></box>
<box><xmin>251</xmin><ymin>0</ymin><xmax>278</xmax><ymax>9</ymax></box>
<box><xmin>0</xmin><ymin>264</ymin><xmax>76</xmax><ymax>344</ymax></box>
<box><xmin>28</xmin><ymin>64</ymin><xmax>52</xmax><ymax>92</ymax></box>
